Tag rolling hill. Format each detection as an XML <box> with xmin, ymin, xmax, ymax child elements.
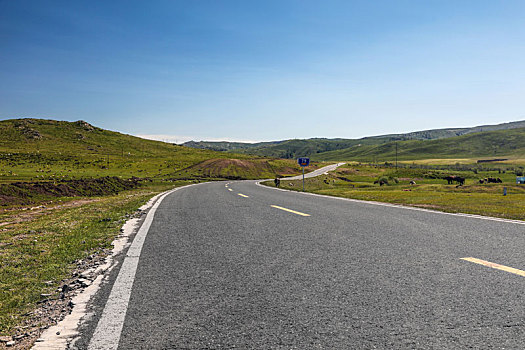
<box><xmin>0</xmin><ymin>118</ymin><xmax>304</xmax><ymax>183</ymax></box>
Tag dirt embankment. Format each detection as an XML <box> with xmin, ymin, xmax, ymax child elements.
<box><xmin>181</xmin><ymin>158</ymin><xmax>289</xmax><ymax>179</ymax></box>
<box><xmin>0</xmin><ymin>177</ymin><xmax>141</xmax><ymax>206</ymax></box>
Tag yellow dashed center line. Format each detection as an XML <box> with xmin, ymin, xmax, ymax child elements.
<box><xmin>461</xmin><ymin>257</ymin><xmax>525</xmax><ymax>277</ymax></box>
<box><xmin>270</xmin><ymin>205</ymin><xmax>310</xmax><ymax>217</ymax></box>
<box><xmin>238</xmin><ymin>193</ymin><xmax>249</xmax><ymax>198</ymax></box>
<box><xmin>228</xmin><ymin>188</ymin><xmax>233</xmax><ymax>192</ymax></box>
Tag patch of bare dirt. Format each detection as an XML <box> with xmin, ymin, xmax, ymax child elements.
<box><xmin>184</xmin><ymin>158</ymin><xmax>275</xmax><ymax>178</ymax></box>
<box><xmin>0</xmin><ymin>177</ymin><xmax>141</xmax><ymax>207</ymax></box>
<box><xmin>0</xmin><ymin>199</ymin><xmax>100</xmax><ymax>231</ymax></box>
<box><xmin>276</xmin><ymin>167</ymin><xmax>297</xmax><ymax>176</ymax></box>
<box><xmin>195</xmin><ymin>158</ymin><xmax>261</xmax><ymax>170</ymax></box>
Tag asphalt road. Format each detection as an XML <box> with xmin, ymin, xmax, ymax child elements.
<box><xmin>81</xmin><ymin>177</ymin><xmax>525</xmax><ymax>349</ymax></box>
<box><xmin>284</xmin><ymin>162</ymin><xmax>346</xmax><ymax>180</ymax></box>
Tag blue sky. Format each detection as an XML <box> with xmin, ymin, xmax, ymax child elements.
<box><xmin>1</xmin><ymin>1</ymin><xmax>525</xmax><ymax>142</ymax></box>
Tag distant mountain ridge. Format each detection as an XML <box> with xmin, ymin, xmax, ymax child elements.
<box><xmin>182</xmin><ymin>120</ymin><xmax>525</xmax><ymax>159</ymax></box>
<box><xmin>182</xmin><ymin>140</ymin><xmax>283</xmax><ymax>152</ymax></box>
<box><xmin>370</xmin><ymin>120</ymin><xmax>525</xmax><ymax>141</ymax></box>
<box><xmin>313</xmin><ymin>127</ymin><xmax>525</xmax><ymax>161</ymax></box>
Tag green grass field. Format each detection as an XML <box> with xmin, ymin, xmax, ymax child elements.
<box><xmin>264</xmin><ymin>163</ymin><xmax>525</xmax><ymax>221</ymax></box>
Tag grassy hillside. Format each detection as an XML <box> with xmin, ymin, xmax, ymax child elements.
<box><xmin>183</xmin><ymin>120</ymin><xmax>525</xmax><ymax>159</ymax></box>
<box><xmin>263</xmin><ymin>163</ymin><xmax>525</xmax><ymax>221</ymax></box>
<box><xmin>0</xmin><ymin>118</ymin><xmax>306</xmax><ymax>184</ymax></box>
<box><xmin>312</xmin><ymin>128</ymin><xmax>525</xmax><ymax>162</ymax></box>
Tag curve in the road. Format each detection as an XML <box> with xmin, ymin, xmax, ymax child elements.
<box><xmin>81</xmin><ymin>162</ymin><xmax>525</xmax><ymax>349</ymax></box>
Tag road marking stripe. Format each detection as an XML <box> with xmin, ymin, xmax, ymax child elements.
<box><xmin>271</xmin><ymin>205</ymin><xmax>310</xmax><ymax>217</ymax></box>
<box><xmin>238</xmin><ymin>193</ymin><xmax>249</xmax><ymax>198</ymax></box>
<box><xmin>228</xmin><ymin>188</ymin><xmax>233</xmax><ymax>191</ymax></box>
<box><xmin>461</xmin><ymin>257</ymin><xmax>525</xmax><ymax>277</ymax></box>
<box><xmin>88</xmin><ymin>184</ymin><xmax>199</xmax><ymax>350</ymax></box>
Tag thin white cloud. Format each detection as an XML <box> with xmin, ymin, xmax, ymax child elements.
<box><xmin>135</xmin><ymin>134</ymin><xmax>263</xmax><ymax>144</ymax></box>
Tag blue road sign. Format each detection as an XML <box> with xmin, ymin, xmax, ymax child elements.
<box><xmin>298</xmin><ymin>157</ymin><xmax>310</xmax><ymax>167</ymax></box>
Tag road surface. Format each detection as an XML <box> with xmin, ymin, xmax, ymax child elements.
<box><xmin>77</xmin><ymin>175</ymin><xmax>525</xmax><ymax>349</ymax></box>
<box><xmin>283</xmin><ymin>162</ymin><xmax>346</xmax><ymax>180</ymax></box>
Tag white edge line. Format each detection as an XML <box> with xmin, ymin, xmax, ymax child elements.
<box><xmin>88</xmin><ymin>183</ymin><xmax>202</xmax><ymax>350</ymax></box>
<box><xmin>255</xmin><ymin>181</ymin><xmax>525</xmax><ymax>226</ymax></box>
<box><xmin>32</xmin><ymin>189</ymin><xmax>179</xmax><ymax>350</ymax></box>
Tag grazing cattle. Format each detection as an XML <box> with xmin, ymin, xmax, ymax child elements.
<box><xmin>409</xmin><ymin>180</ymin><xmax>416</xmax><ymax>185</ymax></box>
<box><xmin>445</xmin><ymin>176</ymin><xmax>456</xmax><ymax>185</ymax></box>
<box><xmin>497</xmin><ymin>178</ymin><xmax>502</xmax><ymax>183</ymax></box>
<box><xmin>487</xmin><ymin>177</ymin><xmax>502</xmax><ymax>183</ymax></box>
<box><xmin>479</xmin><ymin>179</ymin><xmax>485</xmax><ymax>184</ymax></box>
<box><xmin>445</xmin><ymin>176</ymin><xmax>464</xmax><ymax>185</ymax></box>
